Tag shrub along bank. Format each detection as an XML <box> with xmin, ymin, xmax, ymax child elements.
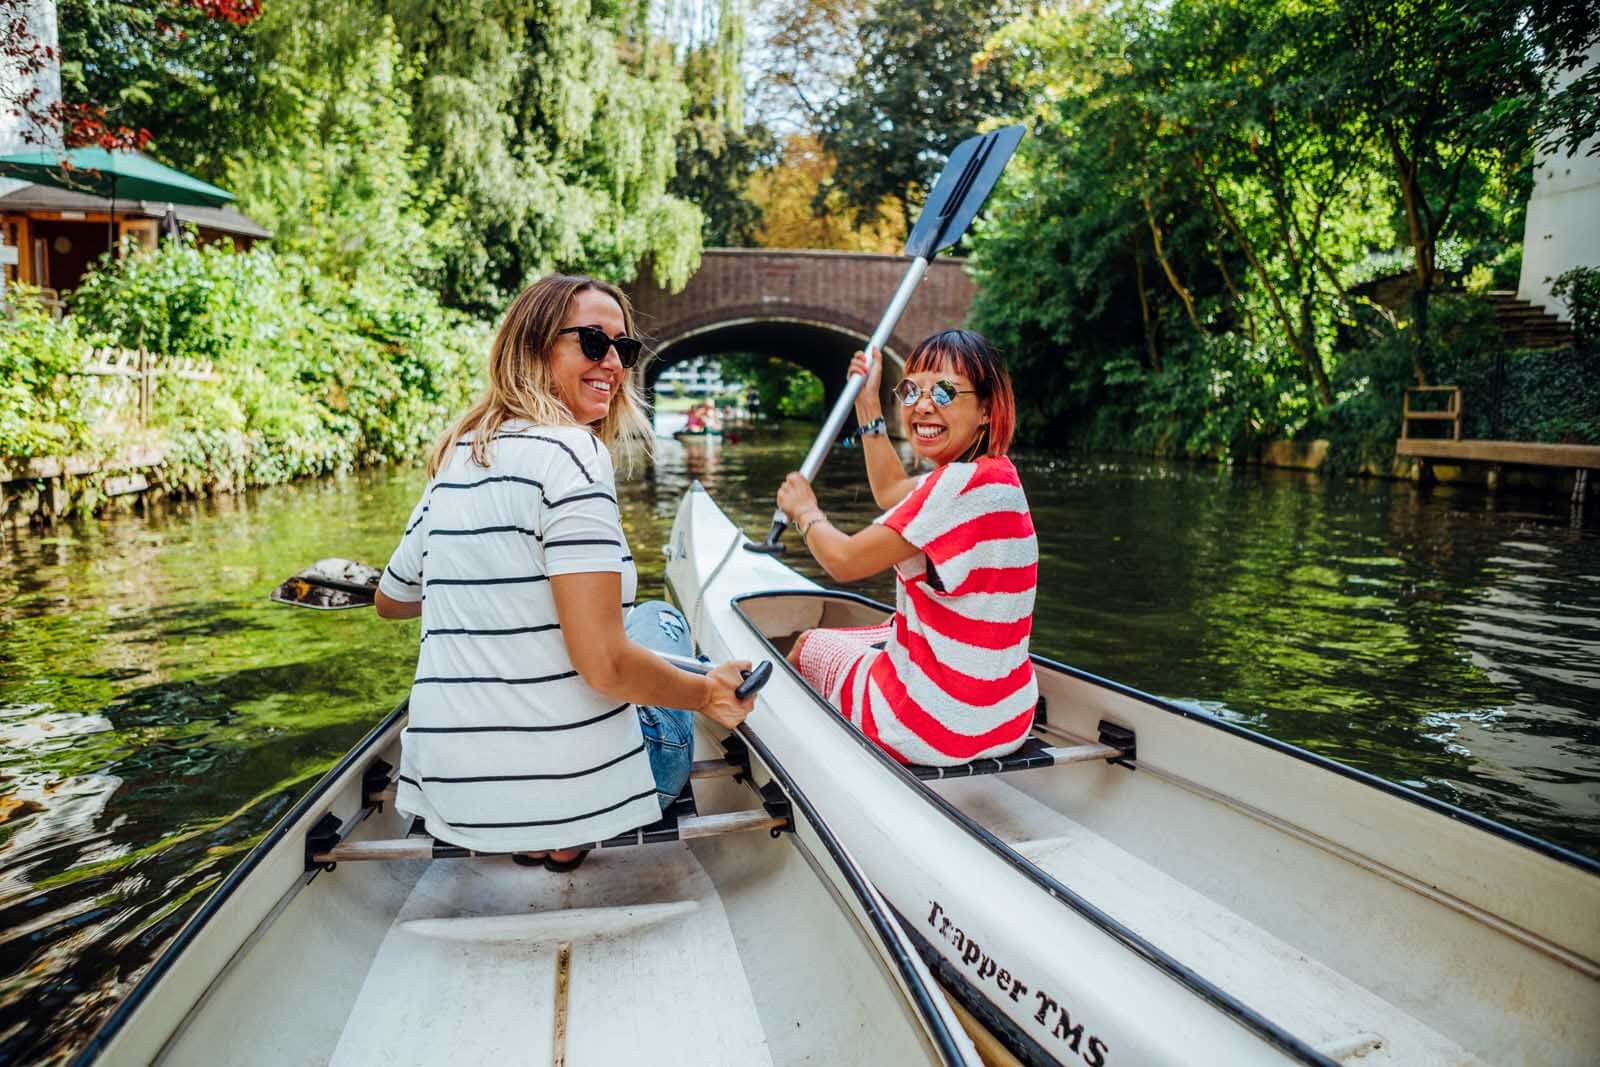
<box><xmin>0</xmin><ymin>241</ymin><xmax>484</xmax><ymax>519</ymax></box>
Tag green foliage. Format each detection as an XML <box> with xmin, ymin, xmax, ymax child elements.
<box><xmin>819</xmin><ymin>0</ymin><xmax>1024</xmax><ymax>231</ymax></box>
<box><xmin>716</xmin><ymin>354</ymin><xmax>824</xmax><ymax>420</ymax></box>
<box><xmin>970</xmin><ymin>0</ymin><xmax>1596</xmax><ymax>466</ymax></box>
<box><xmin>59</xmin><ymin>0</ymin><xmax>725</xmax><ymax>311</ymax></box>
<box><xmin>670</xmin><ymin>45</ymin><xmax>774</xmax><ymax>247</ymax></box>
<box><xmin>0</xmin><ymin>292</ymin><xmax>96</xmax><ymax>460</ymax></box>
<box><xmin>1550</xmin><ymin>267</ymin><xmax>1600</xmax><ymax>352</ymax></box>
<box><xmin>226</xmin><ymin>2</ymin><xmax>455</xmax><ymax>283</ymax></box>
<box><xmin>56</xmin><ymin>0</ymin><xmax>264</xmax><ymax>179</ymax></box>
<box><xmin>1314</xmin><ymin>295</ymin><xmax>1600</xmax><ymax>471</ymax></box>
<box><xmin>61</xmin><ymin>240</ymin><xmax>482</xmax><ymax>492</ymax></box>
<box><xmin>388</xmin><ymin>0</ymin><xmax>704</xmax><ymax>313</ymax></box>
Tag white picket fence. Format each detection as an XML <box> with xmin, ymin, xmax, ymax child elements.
<box><xmin>73</xmin><ymin>346</ymin><xmax>220</xmax><ymax>424</ymax></box>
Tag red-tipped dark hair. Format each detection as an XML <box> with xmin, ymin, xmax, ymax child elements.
<box><xmin>903</xmin><ymin>329</ymin><xmax>1016</xmax><ymax>459</ymax></box>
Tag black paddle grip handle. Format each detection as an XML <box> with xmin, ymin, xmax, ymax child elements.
<box><xmin>735</xmin><ymin>661</ymin><xmax>773</xmax><ymax>700</ymax></box>
<box><xmin>744</xmin><ymin>519</ymin><xmax>788</xmax><ymax>554</ymax></box>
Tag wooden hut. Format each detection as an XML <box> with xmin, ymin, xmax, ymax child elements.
<box><xmin>0</xmin><ymin>184</ymin><xmax>271</xmax><ymax>311</ymax></box>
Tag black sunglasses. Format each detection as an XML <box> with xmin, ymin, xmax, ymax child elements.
<box><xmin>558</xmin><ymin>325</ymin><xmax>644</xmax><ymax>369</ymax></box>
<box><xmin>894</xmin><ymin>378</ymin><xmax>976</xmax><ymax>407</ymax></box>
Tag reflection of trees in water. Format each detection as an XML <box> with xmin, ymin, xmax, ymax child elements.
<box><xmin>0</xmin><ymin>657</ymin><xmax>410</xmax><ymax>1065</ymax></box>
<box><xmin>0</xmin><ymin>468</ymin><xmax>428</xmax><ymax>1064</ymax></box>
<box><xmin>1025</xmin><ymin>460</ymin><xmax>1598</xmax><ymax>855</ymax></box>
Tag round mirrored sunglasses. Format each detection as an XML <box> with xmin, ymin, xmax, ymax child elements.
<box><xmin>894</xmin><ymin>378</ymin><xmax>976</xmax><ymax>407</ymax></box>
<box><xmin>559</xmin><ymin>325</ymin><xmax>643</xmax><ymax>369</ymax></box>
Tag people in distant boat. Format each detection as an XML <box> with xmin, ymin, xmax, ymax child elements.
<box><xmin>775</xmin><ymin>330</ymin><xmax>1038</xmax><ymax>767</ymax></box>
<box><xmin>373</xmin><ymin>274</ymin><xmax>755</xmax><ymax>871</ymax></box>
<box><xmin>683</xmin><ymin>401</ymin><xmax>722</xmax><ymax>434</ymax></box>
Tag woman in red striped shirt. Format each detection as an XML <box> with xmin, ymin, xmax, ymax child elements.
<box><xmin>776</xmin><ymin>329</ymin><xmax>1038</xmax><ymax>767</ymax></box>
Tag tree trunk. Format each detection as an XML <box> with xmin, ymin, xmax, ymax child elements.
<box><xmin>1133</xmin><ymin>251</ymin><xmax>1163</xmax><ymax>373</ymax></box>
<box><xmin>1384</xmin><ymin>124</ymin><xmax>1432</xmax><ymax>385</ymax></box>
<box><xmin>1142</xmin><ymin>193</ymin><xmax>1204</xmax><ymax>335</ymax></box>
<box><xmin>1194</xmin><ymin>157</ymin><xmax>1333</xmax><ymax>406</ymax></box>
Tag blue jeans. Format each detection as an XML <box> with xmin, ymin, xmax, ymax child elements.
<box><xmin>626</xmin><ymin>601</ymin><xmax>696</xmax><ymax>810</ymax></box>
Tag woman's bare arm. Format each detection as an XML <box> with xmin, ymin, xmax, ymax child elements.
<box><xmin>851</xmin><ymin>349</ymin><xmax>919</xmax><ymax>510</ymax></box>
<box><xmin>857</xmin><ymin>435</ymin><xmax>918</xmax><ymax>511</ymax></box>
<box><xmin>798</xmin><ymin>518</ymin><xmax>919</xmax><ymax>584</ymax></box>
<box><xmin>550</xmin><ymin>572</ymin><xmax>753</xmax><ymax>728</ymax></box>
<box><xmin>374</xmin><ymin>589</ymin><xmax>422</xmax><ymax>619</ymax></box>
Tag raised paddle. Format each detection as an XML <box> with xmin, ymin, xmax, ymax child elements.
<box><xmin>269</xmin><ymin>558</ymin><xmax>773</xmax><ymax>698</ymax></box>
<box><xmin>745</xmin><ymin>124</ymin><xmax>1026</xmax><ymax>554</ymax></box>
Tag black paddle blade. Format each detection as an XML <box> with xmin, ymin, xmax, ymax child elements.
<box><xmin>903</xmin><ymin>124</ymin><xmax>1026</xmax><ymax>260</ymax></box>
<box><xmin>269</xmin><ymin>558</ymin><xmax>381</xmax><ymax>611</ymax></box>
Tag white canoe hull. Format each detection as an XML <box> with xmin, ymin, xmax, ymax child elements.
<box><xmin>73</xmin><ymin>704</ymin><xmax>981</xmax><ymax>1066</ymax></box>
<box><xmin>665</xmin><ymin>483</ymin><xmax>1600</xmax><ymax>1067</ymax></box>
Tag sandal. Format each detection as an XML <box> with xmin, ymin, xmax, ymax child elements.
<box><xmin>511</xmin><ymin>853</ymin><xmax>546</xmax><ymax>867</ymax></box>
<box><xmin>542</xmin><ymin>849</ymin><xmax>590</xmax><ymax>873</ymax></box>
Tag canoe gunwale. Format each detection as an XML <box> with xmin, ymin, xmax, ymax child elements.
<box><xmin>70</xmin><ymin>700</ymin><xmax>411</xmax><ymax>1067</ymax></box>
<box><xmin>729</xmin><ymin>589</ymin><xmax>1341</xmax><ymax>1067</ymax></box>
<box><xmin>732</xmin><ymin>721</ymin><xmax>977</xmax><ymax>1066</ymax></box>
<box><xmin>731</xmin><ymin>588</ymin><xmax>1600</xmax><ymax>879</ymax></box>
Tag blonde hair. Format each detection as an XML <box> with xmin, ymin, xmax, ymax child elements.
<box><xmin>428</xmin><ymin>275</ymin><xmax>655</xmax><ymax>478</ymax></box>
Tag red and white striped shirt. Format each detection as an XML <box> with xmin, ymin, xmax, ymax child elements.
<box><xmin>836</xmin><ymin>456</ymin><xmax>1038</xmax><ymax>765</ymax></box>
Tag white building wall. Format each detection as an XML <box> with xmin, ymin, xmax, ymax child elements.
<box><xmin>0</xmin><ymin>0</ymin><xmax>62</xmax><ymax>198</ymax></box>
<box><xmin>1518</xmin><ymin>45</ymin><xmax>1600</xmax><ymax>322</ymax></box>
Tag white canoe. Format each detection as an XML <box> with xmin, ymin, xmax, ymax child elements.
<box><xmin>70</xmin><ymin>704</ymin><xmax>983</xmax><ymax>1066</ymax></box>
<box><xmin>665</xmin><ymin>482</ymin><xmax>1600</xmax><ymax>1067</ymax></box>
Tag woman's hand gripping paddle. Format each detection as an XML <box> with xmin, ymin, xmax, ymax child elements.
<box><xmin>747</xmin><ymin>124</ymin><xmax>1025</xmax><ymax>554</ymax></box>
<box><xmin>269</xmin><ymin>557</ymin><xmax>772</xmax><ymax>698</ymax></box>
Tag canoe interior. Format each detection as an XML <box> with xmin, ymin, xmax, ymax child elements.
<box><xmin>148</xmin><ymin>730</ymin><xmax>952</xmax><ymax>1067</ymax></box>
<box><xmin>735</xmin><ymin>590</ymin><xmax>1600</xmax><ymax>1067</ymax></box>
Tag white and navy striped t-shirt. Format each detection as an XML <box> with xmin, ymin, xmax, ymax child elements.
<box><xmin>377</xmin><ymin>422</ymin><xmax>659</xmax><ymax>853</ymax></box>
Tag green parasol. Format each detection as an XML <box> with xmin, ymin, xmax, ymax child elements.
<box><xmin>0</xmin><ymin>148</ymin><xmax>234</xmax><ymax>207</ymax></box>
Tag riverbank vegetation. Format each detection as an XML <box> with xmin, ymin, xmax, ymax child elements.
<box><xmin>764</xmin><ymin>0</ymin><xmax>1597</xmax><ymax>465</ymax></box>
<box><xmin>4</xmin><ymin>0</ymin><xmax>759</xmax><ymax>514</ymax></box>
<box><xmin>5</xmin><ymin>0</ymin><xmax>1597</xmax><ymax>512</ymax></box>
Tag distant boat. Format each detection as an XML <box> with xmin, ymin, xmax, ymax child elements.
<box><xmin>674</xmin><ymin>427</ymin><xmax>724</xmax><ymax>442</ymax></box>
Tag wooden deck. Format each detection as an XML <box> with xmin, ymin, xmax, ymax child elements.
<box><xmin>1398</xmin><ymin>382</ymin><xmax>1599</xmax><ymax>504</ymax></box>
<box><xmin>1395</xmin><ymin>438</ymin><xmax>1600</xmax><ymax>469</ymax></box>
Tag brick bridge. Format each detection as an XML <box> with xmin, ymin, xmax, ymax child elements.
<box><xmin>625</xmin><ymin>248</ymin><xmax>977</xmax><ymax>430</ymax></box>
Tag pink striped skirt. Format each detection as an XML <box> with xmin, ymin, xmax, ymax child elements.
<box><xmin>795</xmin><ymin>622</ymin><xmax>894</xmax><ymax>704</ymax></box>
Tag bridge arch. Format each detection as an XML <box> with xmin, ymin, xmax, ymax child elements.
<box><xmin>626</xmin><ymin>249</ymin><xmax>977</xmax><ymax>436</ymax></box>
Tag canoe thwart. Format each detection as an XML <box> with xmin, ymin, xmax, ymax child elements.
<box><xmin>316</xmin><ymin>776</ymin><xmax>793</xmax><ymax>867</ymax></box>
<box><xmin>313</xmin><ymin>808</ymin><xmax>790</xmax><ymax>865</ymax></box>
<box><xmin>907</xmin><ymin>723</ymin><xmax>1135</xmax><ymax>782</ymax></box>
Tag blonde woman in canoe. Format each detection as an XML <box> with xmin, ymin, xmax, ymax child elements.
<box><xmin>373</xmin><ymin>274</ymin><xmax>754</xmax><ymax>871</ymax></box>
<box><xmin>776</xmin><ymin>330</ymin><xmax>1039</xmax><ymax>767</ymax></box>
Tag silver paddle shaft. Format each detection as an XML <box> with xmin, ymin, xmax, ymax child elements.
<box><xmin>767</xmin><ymin>255</ymin><xmax>930</xmax><ymax>527</ymax></box>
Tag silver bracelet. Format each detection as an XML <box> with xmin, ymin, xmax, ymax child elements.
<box><xmin>858</xmin><ymin>415</ymin><xmax>887</xmax><ymax>437</ymax></box>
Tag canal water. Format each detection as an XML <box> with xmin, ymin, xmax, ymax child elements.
<box><xmin>2</xmin><ymin>424</ymin><xmax>1597</xmax><ymax>1063</ymax></box>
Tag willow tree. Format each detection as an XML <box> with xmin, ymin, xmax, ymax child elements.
<box><xmin>668</xmin><ymin>0</ymin><xmax>774</xmax><ymax>247</ymax></box>
<box><xmin>226</xmin><ymin>0</ymin><xmax>450</xmax><ymax>283</ymax></box>
<box><xmin>388</xmin><ymin>0</ymin><xmax>704</xmax><ymax>313</ymax></box>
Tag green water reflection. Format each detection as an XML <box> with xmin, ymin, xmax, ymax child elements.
<box><xmin>1</xmin><ymin>425</ymin><xmax>1596</xmax><ymax>1063</ymax></box>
